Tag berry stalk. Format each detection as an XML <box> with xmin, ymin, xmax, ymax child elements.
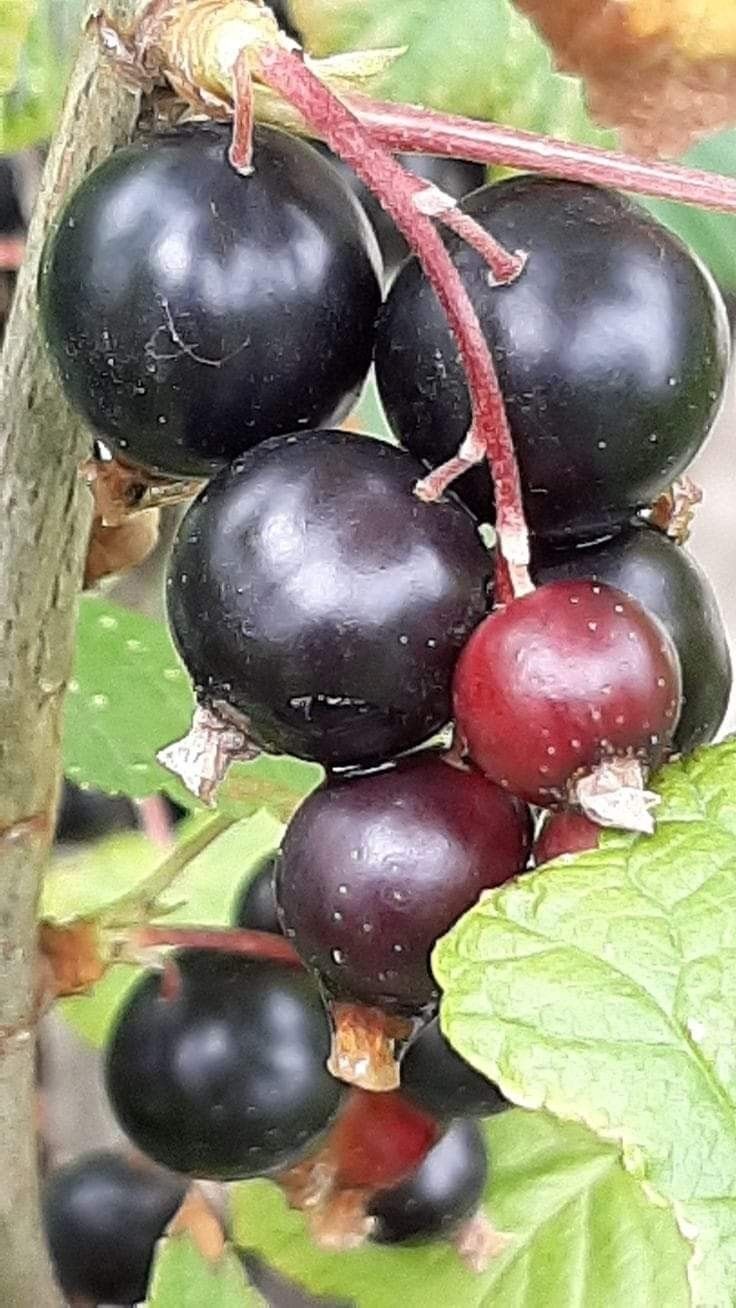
<box><xmin>255</xmin><ymin>45</ymin><xmax>532</xmax><ymax>592</ymax></box>
<box><xmin>129</xmin><ymin>924</ymin><xmax>303</xmax><ymax>967</ymax></box>
<box><xmin>348</xmin><ymin>93</ymin><xmax>736</xmax><ymax>215</ymax></box>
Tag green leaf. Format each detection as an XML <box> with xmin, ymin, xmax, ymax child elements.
<box><xmin>218</xmin><ymin>756</ymin><xmax>323</xmax><ymax>823</ymax></box>
<box><xmin>57</xmin><ymin>808</ymin><xmax>283</xmax><ymax>1046</ymax></box>
<box><xmin>434</xmin><ymin>740</ymin><xmax>736</xmax><ymax>1308</ymax></box>
<box><xmin>146</xmin><ymin>1234</ymin><xmax>263</xmax><ymax>1308</ymax></box>
<box><xmin>65</xmin><ymin>596</ymin><xmax>322</xmax><ymax>818</ymax></box>
<box><xmin>64</xmin><ymin>596</ymin><xmax>196</xmax><ymax>806</ymax></box>
<box><xmin>293</xmin><ymin>0</ymin><xmax>614</xmax><ymax>146</ymax></box>
<box><xmin>232</xmin><ymin>1110</ymin><xmax>689</xmax><ymax>1308</ymax></box>
<box><xmin>0</xmin><ymin>0</ymin><xmax>85</xmax><ymax>153</ymax></box>
<box><xmin>0</xmin><ymin>0</ymin><xmax>34</xmax><ymax>95</ymax></box>
<box><xmin>642</xmin><ymin>130</ymin><xmax>736</xmax><ymax>290</ymax></box>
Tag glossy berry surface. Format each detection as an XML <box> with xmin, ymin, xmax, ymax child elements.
<box><xmin>106</xmin><ymin>951</ymin><xmax>344</xmax><ymax>1180</ymax></box>
<box><xmin>276</xmin><ymin>752</ymin><xmax>531</xmax><ymax>1013</ymax></box>
<box><xmin>330</xmin><ymin>1091</ymin><xmax>438</xmax><ymax>1191</ymax></box>
<box><xmin>533</xmin><ymin>811</ymin><xmax>601</xmax><ymax>865</ymax></box>
<box><xmin>454</xmin><ymin>580</ymin><xmax>682</xmax><ymax>806</ymax></box>
<box><xmin>368</xmin><ymin>1118</ymin><xmax>488</xmax><ymax>1245</ymax></box>
<box><xmin>43</xmin><ymin>1152</ymin><xmax>185</xmax><ymax>1305</ymax></box>
<box><xmin>534</xmin><ymin>524</ymin><xmax>732</xmax><ymax>755</ymax></box>
<box><xmin>232</xmin><ymin>851</ymin><xmax>281</xmax><ymax>934</ymax></box>
<box><xmin>168</xmin><ymin>430</ymin><xmax>491</xmax><ymax>768</ymax></box>
<box><xmin>375</xmin><ymin>176</ymin><xmax>729</xmax><ymax>540</ymax></box>
<box><xmin>39</xmin><ymin>123</ymin><xmax>381</xmax><ymax>478</ymax></box>
<box><xmin>401</xmin><ymin>1019</ymin><xmax>509</xmax><ymax>1120</ymax></box>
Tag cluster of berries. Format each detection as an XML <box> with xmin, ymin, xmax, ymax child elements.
<box><xmin>38</xmin><ymin>111</ymin><xmax>730</xmax><ymax>1289</ymax></box>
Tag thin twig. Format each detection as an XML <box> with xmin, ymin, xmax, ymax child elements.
<box><xmin>348</xmin><ymin>93</ymin><xmax>736</xmax><ymax>214</ymax></box>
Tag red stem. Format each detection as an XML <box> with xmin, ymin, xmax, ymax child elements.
<box><xmin>136</xmin><ymin>794</ymin><xmax>175</xmax><ymax>848</ymax></box>
<box><xmin>256</xmin><ymin>47</ymin><xmax>531</xmax><ymax>591</ymax></box>
<box><xmin>134</xmin><ymin>925</ymin><xmax>302</xmax><ymax>966</ymax></box>
<box><xmin>349</xmin><ymin>93</ymin><xmax>736</xmax><ymax>215</ymax></box>
<box><xmin>0</xmin><ymin>236</ymin><xmax>24</xmax><ymax>272</ymax></box>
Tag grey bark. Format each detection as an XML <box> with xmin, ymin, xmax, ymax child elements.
<box><xmin>0</xmin><ymin>8</ymin><xmax>140</xmax><ymax>1304</ymax></box>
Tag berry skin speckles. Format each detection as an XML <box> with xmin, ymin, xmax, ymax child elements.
<box><xmin>453</xmin><ymin>579</ymin><xmax>682</xmax><ymax>827</ymax></box>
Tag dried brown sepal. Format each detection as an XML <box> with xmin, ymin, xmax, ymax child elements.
<box><xmin>157</xmin><ymin>703</ymin><xmax>262</xmax><ymax>804</ymax></box>
<box><xmin>307</xmin><ymin>1187</ymin><xmax>377</xmax><ymax>1251</ymax></box>
<box><xmin>452</xmin><ymin>1210</ymin><xmax>513</xmax><ymax>1273</ymax></box>
<box><xmin>39</xmin><ymin>919</ymin><xmax>106</xmax><ymax>998</ymax></box>
<box><xmin>649</xmin><ymin>474</ymin><xmax>703</xmax><ymax>544</ymax></box>
<box><xmin>278</xmin><ymin>1149</ymin><xmax>376</xmax><ymax>1250</ymax></box>
<box><xmin>278</xmin><ymin>1151</ymin><xmax>338</xmax><ymax>1212</ymax></box>
<box><xmin>84</xmin><ymin>508</ymin><xmax>161</xmax><ymax>587</ymax></box>
<box><xmin>166</xmin><ymin>1184</ymin><xmax>226</xmax><ymax>1262</ymax></box>
<box><xmin>515</xmin><ymin>0</ymin><xmax>736</xmax><ymax>155</ymax></box>
<box><xmin>573</xmin><ymin>756</ymin><xmax>660</xmax><ymax>834</ymax></box>
<box><xmin>327</xmin><ymin>1002</ymin><xmax>413</xmax><ymax>1092</ymax></box>
<box><xmin>81</xmin><ymin>454</ymin><xmax>203</xmax><ymax>526</ymax></box>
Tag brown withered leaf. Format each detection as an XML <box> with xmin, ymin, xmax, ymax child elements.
<box><xmin>84</xmin><ymin>509</ymin><xmax>161</xmax><ymax>588</ymax></box>
<box><xmin>514</xmin><ymin>0</ymin><xmax>736</xmax><ymax>154</ymax></box>
<box><xmin>39</xmin><ymin>919</ymin><xmax>107</xmax><ymax>998</ymax></box>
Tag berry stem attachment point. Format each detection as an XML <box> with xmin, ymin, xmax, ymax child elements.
<box><xmin>573</xmin><ymin>758</ymin><xmax>660</xmax><ymax>834</ymax></box>
<box><xmin>452</xmin><ymin>1211</ymin><xmax>513</xmax><ymax>1273</ymax></box>
<box><xmin>254</xmin><ymin>45</ymin><xmax>532</xmax><ymax>593</ymax></box>
<box><xmin>157</xmin><ymin>703</ymin><xmax>261</xmax><ymax>804</ymax></box>
<box><xmin>649</xmin><ymin>475</ymin><xmax>703</xmax><ymax>544</ymax></box>
<box><xmin>326</xmin><ymin>1001</ymin><xmax>414</xmax><ymax>1092</ymax></box>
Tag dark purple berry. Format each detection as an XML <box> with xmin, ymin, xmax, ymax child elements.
<box><xmin>368</xmin><ymin>1118</ymin><xmax>488</xmax><ymax>1245</ymax></box>
<box><xmin>167</xmin><ymin>430</ymin><xmax>491</xmax><ymax>769</ymax></box>
<box><xmin>43</xmin><ymin>1152</ymin><xmax>185</xmax><ymax>1306</ymax></box>
<box><xmin>39</xmin><ymin>124</ymin><xmax>381</xmax><ymax>477</ymax></box>
<box><xmin>375</xmin><ymin>176</ymin><xmax>729</xmax><ymax>540</ymax></box>
<box><xmin>232</xmin><ymin>852</ymin><xmax>281</xmax><ymax>935</ymax></box>
<box><xmin>106</xmin><ymin>951</ymin><xmax>345</xmax><ymax>1180</ymax></box>
<box><xmin>401</xmin><ymin>1019</ymin><xmax>508</xmax><ymax>1120</ymax></box>
<box><xmin>276</xmin><ymin>752</ymin><xmax>531</xmax><ymax>1015</ymax></box>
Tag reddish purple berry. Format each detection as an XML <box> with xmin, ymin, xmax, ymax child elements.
<box><xmin>276</xmin><ymin>752</ymin><xmax>531</xmax><ymax>1017</ymax></box>
<box><xmin>453</xmin><ymin>580</ymin><xmax>682</xmax><ymax>815</ymax></box>
<box><xmin>533</xmin><ymin>811</ymin><xmax>601</xmax><ymax>865</ymax></box>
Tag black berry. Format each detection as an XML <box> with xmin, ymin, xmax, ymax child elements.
<box><xmin>401</xmin><ymin>1019</ymin><xmax>509</xmax><ymax>1120</ymax></box>
<box><xmin>232</xmin><ymin>851</ymin><xmax>281</xmax><ymax>934</ymax></box>
<box><xmin>454</xmin><ymin>580</ymin><xmax>682</xmax><ymax>807</ymax></box>
<box><xmin>375</xmin><ymin>176</ymin><xmax>729</xmax><ymax>540</ymax></box>
<box><xmin>368</xmin><ymin>1118</ymin><xmax>488</xmax><ymax>1245</ymax></box>
<box><xmin>55</xmin><ymin>779</ymin><xmax>136</xmax><ymax>843</ymax></box>
<box><xmin>0</xmin><ymin>158</ymin><xmax>23</xmax><ymax>235</ymax></box>
<box><xmin>167</xmin><ymin>430</ymin><xmax>491</xmax><ymax>768</ymax></box>
<box><xmin>43</xmin><ymin>1152</ymin><xmax>185</xmax><ymax>1305</ymax></box>
<box><xmin>39</xmin><ymin>124</ymin><xmax>381</xmax><ymax>478</ymax></box>
<box><xmin>534</xmin><ymin>523</ymin><xmax>732</xmax><ymax>755</ymax></box>
<box><xmin>106</xmin><ymin>951</ymin><xmax>345</xmax><ymax>1180</ymax></box>
<box><xmin>276</xmin><ymin>752</ymin><xmax>531</xmax><ymax>1015</ymax></box>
